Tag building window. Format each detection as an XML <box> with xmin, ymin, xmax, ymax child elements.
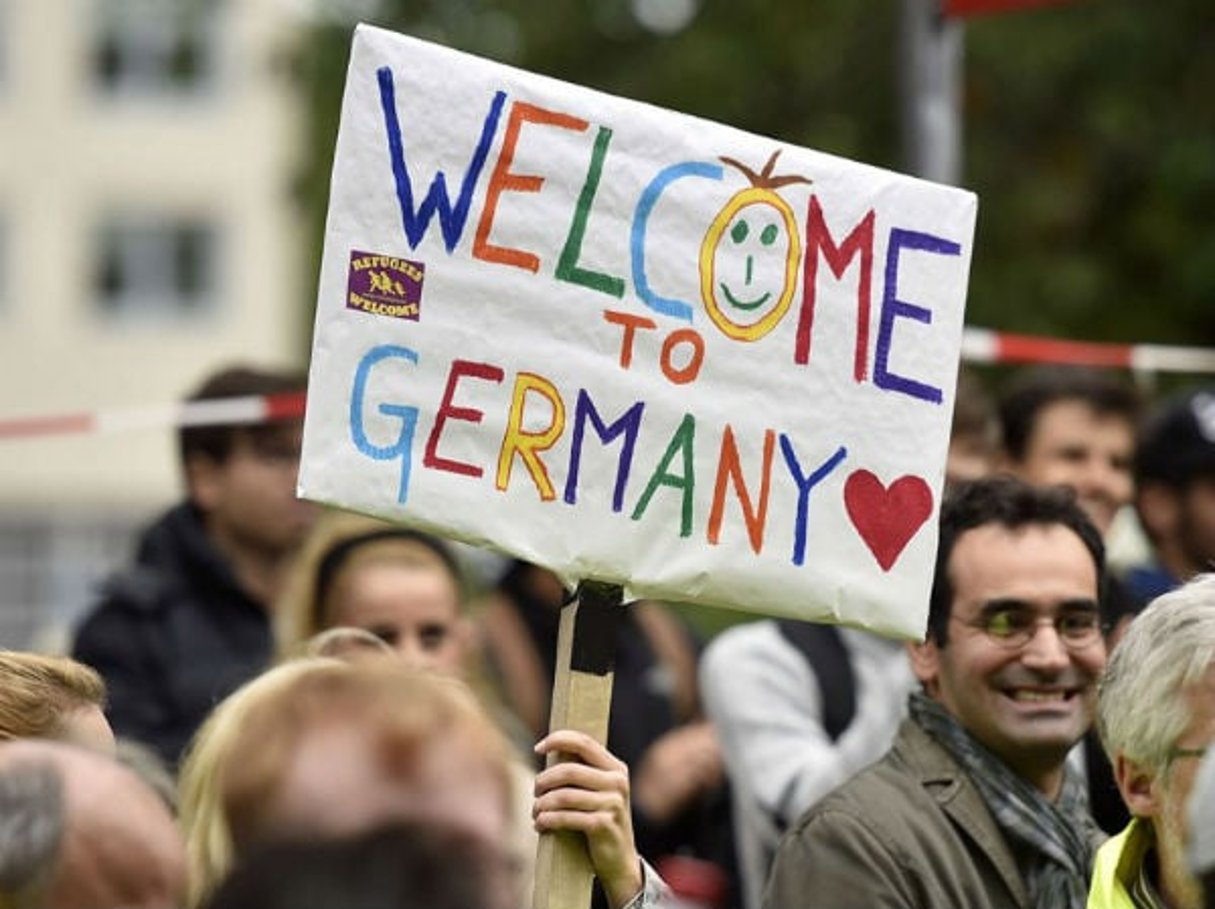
<box><xmin>0</xmin><ymin>514</ymin><xmax>140</xmax><ymax>650</ymax></box>
<box><xmin>94</xmin><ymin>215</ymin><xmax>219</xmax><ymax>320</ymax></box>
<box><xmin>91</xmin><ymin>0</ymin><xmax>219</xmax><ymax>96</ymax></box>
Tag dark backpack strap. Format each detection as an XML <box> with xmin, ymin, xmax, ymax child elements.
<box><xmin>774</xmin><ymin>620</ymin><xmax>856</xmax><ymax>742</ymax></box>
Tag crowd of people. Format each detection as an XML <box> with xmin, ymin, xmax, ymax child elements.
<box><xmin>2</xmin><ymin>360</ymin><xmax>1215</xmax><ymax>909</ymax></box>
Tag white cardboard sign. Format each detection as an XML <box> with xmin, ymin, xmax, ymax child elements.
<box><xmin>300</xmin><ymin>24</ymin><xmax>978</xmax><ymax>638</ymax></box>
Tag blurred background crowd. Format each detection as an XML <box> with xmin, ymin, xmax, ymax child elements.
<box><xmin>1</xmin><ymin>1</ymin><xmax>1214</xmax><ymax>908</ymax></box>
<box><xmin>0</xmin><ymin>0</ymin><xmax>1211</xmax><ymax>650</ymax></box>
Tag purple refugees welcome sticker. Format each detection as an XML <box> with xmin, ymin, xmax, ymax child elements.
<box><xmin>347</xmin><ymin>250</ymin><xmax>425</xmax><ymax>321</ymax></box>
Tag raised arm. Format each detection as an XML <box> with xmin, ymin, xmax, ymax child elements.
<box><xmin>533</xmin><ymin>729</ymin><xmax>670</xmax><ymax>909</ymax></box>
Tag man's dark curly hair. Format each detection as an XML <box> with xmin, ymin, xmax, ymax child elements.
<box><xmin>998</xmin><ymin>365</ymin><xmax>1139</xmax><ymax>464</ymax></box>
<box><xmin>926</xmin><ymin>475</ymin><xmax>1105</xmax><ymax>646</ymax></box>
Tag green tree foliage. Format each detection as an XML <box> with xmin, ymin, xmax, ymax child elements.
<box><xmin>297</xmin><ymin>0</ymin><xmax>1215</xmax><ymax>348</ymax></box>
<box><xmin>963</xmin><ymin>0</ymin><xmax>1215</xmax><ymax>346</ymax></box>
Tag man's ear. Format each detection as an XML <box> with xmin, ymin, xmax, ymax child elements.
<box><xmin>185</xmin><ymin>453</ymin><xmax>224</xmax><ymax>513</ymax></box>
<box><xmin>907</xmin><ymin>638</ymin><xmax>941</xmax><ymax>692</ymax></box>
<box><xmin>1114</xmin><ymin>753</ymin><xmax>1163</xmax><ymax>818</ymax></box>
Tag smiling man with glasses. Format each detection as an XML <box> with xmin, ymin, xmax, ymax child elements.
<box><xmin>1089</xmin><ymin>575</ymin><xmax>1215</xmax><ymax>909</ymax></box>
<box><xmin>765</xmin><ymin>476</ymin><xmax>1107</xmax><ymax>909</ymax></box>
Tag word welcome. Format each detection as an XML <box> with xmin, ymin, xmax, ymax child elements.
<box><xmin>377</xmin><ymin>68</ymin><xmax>963</xmax><ymax>405</ymax></box>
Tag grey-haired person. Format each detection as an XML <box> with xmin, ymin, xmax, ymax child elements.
<box><xmin>1088</xmin><ymin>575</ymin><xmax>1215</xmax><ymax>909</ymax></box>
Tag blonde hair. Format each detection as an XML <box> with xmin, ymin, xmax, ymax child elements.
<box><xmin>275</xmin><ymin>511</ymin><xmax>533</xmax><ymax>760</ymax></box>
<box><xmin>178</xmin><ymin>659</ymin><xmax>514</xmax><ymax>908</ymax></box>
<box><xmin>219</xmin><ymin>661</ymin><xmax>513</xmax><ymax>853</ymax></box>
<box><xmin>178</xmin><ymin>658</ymin><xmax>336</xmax><ymax>908</ymax></box>
<box><xmin>0</xmin><ymin>652</ymin><xmax>106</xmax><ymax>742</ymax></box>
<box><xmin>275</xmin><ymin>511</ymin><xmax>465</xmax><ymax>661</ymax></box>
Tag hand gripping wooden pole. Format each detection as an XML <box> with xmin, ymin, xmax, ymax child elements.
<box><xmin>532</xmin><ymin>579</ymin><xmax>625</xmax><ymax>909</ymax></box>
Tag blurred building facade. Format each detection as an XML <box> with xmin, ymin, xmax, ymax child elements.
<box><xmin>0</xmin><ymin>0</ymin><xmax>309</xmax><ymax>647</ymax></box>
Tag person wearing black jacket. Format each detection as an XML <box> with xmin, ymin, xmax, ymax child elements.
<box><xmin>72</xmin><ymin>365</ymin><xmax>315</xmax><ymax>768</ymax></box>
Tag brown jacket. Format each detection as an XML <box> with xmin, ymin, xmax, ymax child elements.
<box><xmin>764</xmin><ymin>717</ymin><xmax>1029</xmax><ymax>909</ymax></box>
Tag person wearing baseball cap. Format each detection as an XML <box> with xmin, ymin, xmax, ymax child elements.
<box><xmin>1126</xmin><ymin>386</ymin><xmax>1215</xmax><ymax>610</ymax></box>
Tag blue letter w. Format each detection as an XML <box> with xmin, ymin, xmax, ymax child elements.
<box><xmin>377</xmin><ymin>67</ymin><xmax>506</xmax><ymax>252</ymax></box>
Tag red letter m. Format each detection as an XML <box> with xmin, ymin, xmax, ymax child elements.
<box><xmin>795</xmin><ymin>196</ymin><xmax>875</xmax><ymax>381</ymax></box>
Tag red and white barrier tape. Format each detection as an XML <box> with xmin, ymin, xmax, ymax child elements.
<box><xmin>960</xmin><ymin>328</ymin><xmax>1215</xmax><ymax>373</ymax></box>
<box><xmin>1</xmin><ymin>329</ymin><xmax>1213</xmax><ymax>442</ymax></box>
<box><xmin>0</xmin><ymin>392</ymin><xmax>306</xmax><ymax>441</ymax></box>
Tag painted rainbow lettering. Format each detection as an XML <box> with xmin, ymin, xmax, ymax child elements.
<box><xmin>352</xmin><ymin>66</ymin><xmax>968</xmax><ymax>573</ymax></box>
<box><xmin>374</xmin><ymin>64</ymin><xmax>960</xmax><ymax>402</ymax></box>
<box><xmin>348</xmin><ymin>344</ymin><xmax>867</xmax><ymax>568</ymax></box>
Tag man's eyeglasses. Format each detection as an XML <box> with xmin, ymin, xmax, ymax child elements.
<box><xmin>956</xmin><ymin>605</ymin><xmax>1103</xmax><ymax>650</ymax></box>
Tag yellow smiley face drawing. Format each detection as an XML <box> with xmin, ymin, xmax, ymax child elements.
<box><xmin>699</xmin><ymin>152</ymin><xmax>810</xmax><ymax>342</ymax></box>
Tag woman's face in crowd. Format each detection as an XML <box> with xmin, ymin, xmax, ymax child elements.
<box><xmin>327</xmin><ymin>560</ymin><xmax>466</xmax><ymax>676</ymax></box>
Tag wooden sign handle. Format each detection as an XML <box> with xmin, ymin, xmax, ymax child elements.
<box><xmin>532</xmin><ymin>579</ymin><xmax>625</xmax><ymax>909</ymax></box>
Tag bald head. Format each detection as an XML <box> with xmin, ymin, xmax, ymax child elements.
<box><xmin>0</xmin><ymin>740</ymin><xmax>185</xmax><ymax>909</ymax></box>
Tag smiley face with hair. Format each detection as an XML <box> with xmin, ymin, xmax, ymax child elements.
<box><xmin>699</xmin><ymin>151</ymin><xmax>811</xmax><ymax>342</ymax></box>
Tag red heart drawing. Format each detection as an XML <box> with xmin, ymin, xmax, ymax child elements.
<box><xmin>844</xmin><ymin>470</ymin><xmax>933</xmax><ymax>572</ymax></box>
